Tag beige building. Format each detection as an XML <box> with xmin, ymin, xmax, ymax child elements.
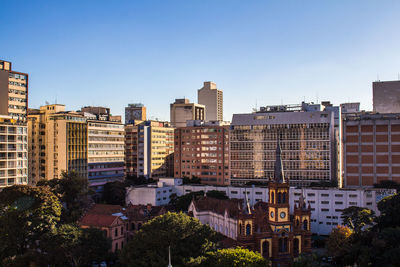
<box><xmin>0</xmin><ymin>60</ymin><xmax>28</xmax><ymax>121</ymax></box>
<box><xmin>78</xmin><ymin>107</ymin><xmax>125</xmax><ymax>190</ymax></box>
<box><xmin>125</xmin><ymin>120</ymin><xmax>174</xmax><ymax>178</ymax></box>
<box><xmin>0</xmin><ymin>60</ymin><xmax>29</xmax><ymax>188</ymax></box>
<box><xmin>28</xmin><ymin>105</ymin><xmax>88</xmax><ymax>183</ymax></box>
<box><xmin>198</xmin><ymin>81</ymin><xmax>223</xmax><ymax>121</ymax></box>
<box><xmin>170</xmin><ymin>99</ymin><xmax>205</xmax><ymax>128</ymax></box>
<box><xmin>0</xmin><ymin>116</ymin><xmax>28</xmax><ymax>188</ymax></box>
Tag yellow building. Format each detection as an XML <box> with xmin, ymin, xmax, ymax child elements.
<box><xmin>28</xmin><ymin>105</ymin><xmax>88</xmax><ymax>183</ymax></box>
<box><xmin>125</xmin><ymin>120</ymin><xmax>174</xmax><ymax>178</ymax></box>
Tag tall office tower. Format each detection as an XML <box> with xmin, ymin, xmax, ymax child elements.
<box><xmin>125</xmin><ymin>120</ymin><xmax>174</xmax><ymax>178</ymax></box>
<box><xmin>28</xmin><ymin>105</ymin><xmax>88</xmax><ymax>184</ymax></box>
<box><xmin>198</xmin><ymin>81</ymin><xmax>223</xmax><ymax>121</ymax></box>
<box><xmin>373</xmin><ymin>80</ymin><xmax>400</xmax><ymax>113</ymax></box>
<box><xmin>125</xmin><ymin>103</ymin><xmax>146</xmax><ymax>124</ymax></box>
<box><xmin>0</xmin><ymin>60</ymin><xmax>28</xmax><ymax>121</ymax></box>
<box><xmin>0</xmin><ymin>60</ymin><xmax>29</xmax><ymax>188</ymax></box>
<box><xmin>343</xmin><ymin>112</ymin><xmax>400</xmax><ymax>187</ymax></box>
<box><xmin>79</xmin><ymin>107</ymin><xmax>125</xmax><ymax>192</ymax></box>
<box><xmin>174</xmin><ymin>120</ymin><xmax>230</xmax><ymax>185</ymax></box>
<box><xmin>0</xmin><ymin>116</ymin><xmax>28</xmax><ymax>188</ymax></box>
<box><xmin>230</xmin><ymin>108</ymin><xmax>335</xmax><ymax>186</ymax></box>
<box><xmin>170</xmin><ymin>98</ymin><xmax>205</xmax><ymax>128</ymax></box>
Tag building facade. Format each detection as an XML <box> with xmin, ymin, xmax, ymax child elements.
<box><xmin>78</xmin><ymin>107</ymin><xmax>125</xmax><ymax>190</ymax></box>
<box><xmin>0</xmin><ymin>60</ymin><xmax>28</xmax><ymax>121</ymax></box>
<box><xmin>373</xmin><ymin>80</ymin><xmax>400</xmax><ymax>113</ymax></box>
<box><xmin>0</xmin><ymin>116</ymin><xmax>28</xmax><ymax>188</ymax></box>
<box><xmin>189</xmin><ymin>143</ymin><xmax>312</xmax><ymax>266</ymax></box>
<box><xmin>28</xmin><ymin>105</ymin><xmax>88</xmax><ymax>183</ymax></box>
<box><xmin>0</xmin><ymin>60</ymin><xmax>29</xmax><ymax>188</ymax></box>
<box><xmin>125</xmin><ymin>103</ymin><xmax>146</xmax><ymax>124</ymax></box>
<box><xmin>343</xmin><ymin>112</ymin><xmax>400</xmax><ymax>187</ymax></box>
<box><xmin>125</xmin><ymin>120</ymin><xmax>174</xmax><ymax>178</ymax></box>
<box><xmin>174</xmin><ymin>120</ymin><xmax>230</xmax><ymax>185</ymax></box>
<box><xmin>198</xmin><ymin>81</ymin><xmax>223</xmax><ymax>121</ymax></box>
<box><xmin>170</xmin><ymin>98</ymin><xmax>205</xmax><ymax>128</ymax></box>
<box><xmin>230</xmin><ymin>110</ymin><xmax>335</xmax><ymax>186</ymax></box>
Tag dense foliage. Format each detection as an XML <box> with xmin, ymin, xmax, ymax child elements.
<box><xmin>37</xmin><ymin>170</ymin><xmax>91</xmax><ymax>222</ymax></box>
<box><xmin>0</xmin><ymin>185</ymin><xmax>61</xmax><ymax>261</ymax></box>
<box><xmin>120</xmin><ymin>212</ymin><xmax>219</xmax><ymax>267</ymax></box>
<box><xmin>326</xmin><ymin>193</ymin><xmax>400</xmax><ymax>266</ymax></box>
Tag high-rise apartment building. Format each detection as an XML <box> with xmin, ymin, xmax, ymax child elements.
<box><xmin>198</xmin><ymin>81</ymin><xmax>223</xmax><ymax>121</ymax></box>
<box><xmin>343</xmin><ymin>112</ymin><xmax>400</xmax><ymax>187</ymax></box>
<box><xmin>125</xmin><ymin>103</ymin><xmax>146</xmax><ymax>124</ymax></box>
<box><xmin>28</xmin><ymin>105</ymin><xmax>88</xmax><ymax>183</ymax></box>
<box><xmin>373</xmin><ymin>80</ymin><xmax>400</xmax><ymax>113</ymax></box>
<box><xmin>79</xmin><ymin>107</ymin><xmax>124</xmax><ymax>191</ymax></box>
<box><xmin>0</xmin><ymin>60</ymin><xmax>29</xmax><ymax>188</ymax></box>
<box><xmin>170</xmin><ymin>99</ymin><xmax>205</xmax><ymax>128</ymax></box>
<box><xmin>0</xmin><ymin>60</ymin><xmax>28</xmax><ymax>121</ymax></box>
<box><xmin>125</xmin><ymin>120</ymin><xmax>174</xmax><ymax>178</ymax></box>
<box><xmin>0</xmin><ymin>116</ymin><xmax>28</xmax><ymax>188</ymax></box>
<box><xmin>174</xmin><ymin>120</ymin><xmax>230</xmax><ymax>185</ymax></box>
<box><xmin>230</xmin><ymin>109</ymin><xmax>335</xmax><ymax>186</ymax></box>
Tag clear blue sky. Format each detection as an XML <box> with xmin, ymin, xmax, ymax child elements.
<box><xmin>1</xmin><ymin>0</ymin><xmax>400</xmax><ymax>121</ymax></box>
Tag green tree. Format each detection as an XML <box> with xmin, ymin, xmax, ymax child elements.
<box><xmin>38</xmin><ymin>170</ymin><xmax>91</xmax><ymax>222</ymax></box>
<box><xmin>206</xmin><ymin>190</ymin><xmax>228</xmax><ymax>200</ymax></box>
<box><xmin>0</xmin><ymin>185</ymin><xmax>61</xmax><ymax>261</ymax></box>
<box><xmin>341</xmin><ymin>206</ymin><xmax>375</xmax><ymax>233</ymax></box>
<box><xmin>292</xmin><ymin>253</ymin><xmax>321</xmax><ymax>267</ymax></box>
<box><xmin>169</xmin><ymin>191</ymin><xmax>204</xmax><ymax>212</ymax></box>
<box><xmin>196</xmin><ymin>247</ymin><xmax>269</xmax><ymax>267</ymax></box>
<box><xmin>377</xmin><ymin>193</ymin><xmax>400</xmax><ymax>229</ymax></box>
<box><xmin>120</xmin><ymin>212</ymin><xmax>219</xmax><ymax>267</ymax></box>
<box><xmin>102</xmin><ymin>181</ymin><xmax>126</xmax><ymax>205</ymax></box>
<box><xmin>41</xmin><ymin>224</ymin><xmax>111</xmax><ymax>266</ymax></box>
<box><xmin>326</xmin><ymin>225</ymin><xmax>353</xmax><ymax>260</ymax></box>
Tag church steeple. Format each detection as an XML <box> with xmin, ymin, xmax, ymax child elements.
<box><xmin>274</xmin><ymin>134</ymin><xmax>285</xmax><ymax>183</ymax></box>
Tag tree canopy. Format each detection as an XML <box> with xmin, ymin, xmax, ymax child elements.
<box><xmin>38</xmin><ymin>170</ymin><xmax>91</xmax><ymax>222</ymax></box>
<box><xmin>41</xmin><ymin>224</ymin><xmax>111</xmax><ymax>266</ymax></box>
<box><xmin>195</xmin><ymin>247</ymin><xmax>269</xmax><ymax>267</ymax></box>
<box><xmin>120</xmin><ymin>212</ymin><xmax>219</xmax><ymax>267</ymax></box>
<box><xmin>341</xmin><ymin>206</ymin><xmax>375</xmax><ymax>233</ymax></box>
<box><xmin>169</xmin><ymin>191</ymin><xmax>204</xmax><ymax>212</ymax></box>
<box><xmin>0</xmin><ymin>185</ymin><xmax>61</xmax><ymax>262</ymax></box>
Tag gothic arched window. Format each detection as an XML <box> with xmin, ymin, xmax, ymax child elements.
<box><xmin>303</xmin><ymin>219</ymin><xmax>308</xmax><ymax>231</ymax></box>
<box><xmin>277</xmin><ymin>192</ymin><xmax>282</xmax><ymax>204</ymax></box>
<box><xmin>246</xmin><ymin>223</ymin><xmax>251</xmax><ymax>236</ymax></box>
<box><xmin>282</xmin><ymin>192</ymin><xmax>286</xmax><ymax>203</ymax></box>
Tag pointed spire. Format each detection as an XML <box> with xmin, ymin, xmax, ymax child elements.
<box><xmin>168</xmin><ymin>246</ymin><xmax>172</xmax><ymax>267</ymax></box>
<box><xmin>274</xmin><ymin>132</ymin><xmax>285</xmax><ymax>183</ymax></box>
<box><xmin>242</xmin><ymin>190</ymin><xmax>252</xmax><ymax>215</ymax></box>
<box><xmin>299</xmin><ymin>189</ymin><xmax>306</xmax><ymax>210</ymax></box>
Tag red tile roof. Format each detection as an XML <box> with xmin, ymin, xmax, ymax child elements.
<box><xmin>80</xmin><ymin>213</ymin><xmax>118</xmax><ymax>227</ymax></box>
<box><xmin>88</xmin><ymin>203</ymin><xmax>123</xmax><ymax>215</ymax></box>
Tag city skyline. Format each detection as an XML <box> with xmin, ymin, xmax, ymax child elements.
<box><xmin>1</xmin><ymin>1</ymin><xmax>400</xmax><ymax>121</ymax></box>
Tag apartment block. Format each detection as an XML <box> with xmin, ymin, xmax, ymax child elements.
<box><xmin>174</xmin><ymin>120</ymin><xmax>230</xmax><ymax>185</ymax></box>
<box><xmin>198</xmin><ymin>81</ymin><xmax>223</xmax><ymax>121</ymax></box>
<box><xmin>0</xmin><ymin>116</ymin><xmax>28</xmax><ymax>188</ymax></box>
<box><xmin>230</xmin><ymin>109</ymin><xmax>335</xmax><ymax>186</ymax></box>
<box><xmin>125</xmin><ymin>103</ymin><xmax>146</xmax><ymax>124</ymax></box>
<box><xmin>343</xmin><ymin>112</ymin><xmax>400</xmax><ymax>187</ymax></box>
<box><xmin>170</xmin><ymin>98</ymin><xmax>205</xmax><ymax>128</ymax></box>
<box><xmin>125</xmin><ymin>120</ymin><xmax>174</xmax><ymax>179</ymax></box>
<box><xmin>28</xmin><ymin>105</ymin><xmax>88</xmax><ymax>183</ymax></box>
<box><xmin>79</xmin><ymin>107</ymin><xmax>125</xmax><ymax>190</ymax></box>
<box><xmin>373</xmin><ymin>80</ymin><xmax>400</xmax><ymax>113</ymax></box>
<box><xmin>0</xmin><ymin>60</ymin><xmax>28</xmax><ymax>121</ymax></box>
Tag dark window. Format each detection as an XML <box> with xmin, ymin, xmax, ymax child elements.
<box><xmin>246</xmin><ymin>224</ymin><xmax>251</xmax><ymax>236</ymax></box>
<box><xmin>282</xmin><ymin>192</ymin><xmax>286</xmax><ymax>203</ymax></box>
<box><xmin>303</xmin><ymin>219</ymin><xmax>308</xmax><ymax>230</ymax></box>
<box><xmin>277</xmin><ymin>192</ymin><xmax>282</xmax><ymax>204</ymax></box>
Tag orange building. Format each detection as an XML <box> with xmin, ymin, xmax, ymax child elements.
<box><xmin>343</xmin><ymin>112</ymin><xmax>400</xmax><ymax>187</ymax></box>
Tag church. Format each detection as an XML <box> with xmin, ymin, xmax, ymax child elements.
<box><xmin>188</xmin><ymin>140</ymin><xmax>312</xmax><ymax>266</ymax></box>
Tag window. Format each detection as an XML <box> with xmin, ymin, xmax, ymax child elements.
<box><xmin>335</xmin><ymin>201</ymin><xmax>343</xmax><ymax>205</ymax></box>
<box><xmin>246</xmin><ymin>224</ymin><xmax>251</xmax><ymax>236</ymax></box>
<box><xmin>115</xmin><ymin>228</ymin><xmax>118</xmax><ymax>237</ymax></box>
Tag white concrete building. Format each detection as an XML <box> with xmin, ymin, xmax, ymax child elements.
<box><xmin>125</xmin><ymin>178</ymin><xmax>396</xmax><ymax>235</ymax></box>
<box><xmin>125</xmin><ymin>178</ymin><xmax>182</xmax><ymax>206</ymax></box>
